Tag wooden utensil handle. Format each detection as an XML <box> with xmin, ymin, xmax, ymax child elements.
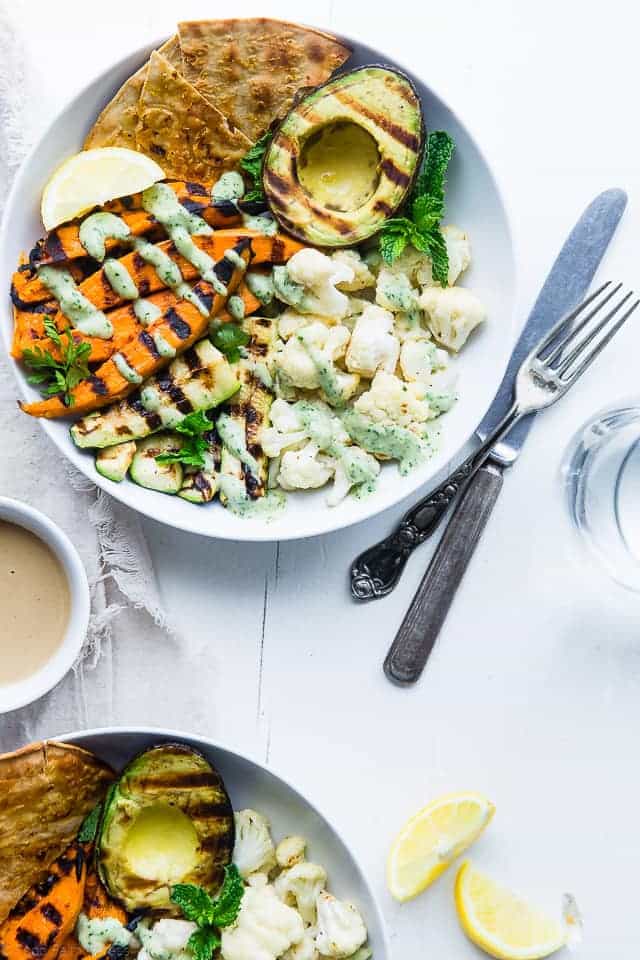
<box><xmin>383</xmin><ymin>462</ymin><xmax>504</xmax><ymax>685</ymax></box>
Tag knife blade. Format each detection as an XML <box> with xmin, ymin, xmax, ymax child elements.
<box><xmin>382</xmin><ymin>188</ymin><xmax>628</xmax><ymax>684</ymax></box>
<box><xmin>477</xmin><ymin>188</ymin><xmax>628</xmax><ymax>464</ymax></box>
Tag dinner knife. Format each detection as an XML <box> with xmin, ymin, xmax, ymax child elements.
<box><xmin>350</xmin><ymin>189</ymin><xmax>626</xmax><ymax>660</ymax></box>
<box><xmin>377</xmin><ymin>187</ymin><xmax>627</xmax><ymax>684</ymax></box>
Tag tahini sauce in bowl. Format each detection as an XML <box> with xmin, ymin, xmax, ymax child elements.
<box><xmin>0</xmin><ymin>497</ymin><xmax>89</xmax><ymax>711</ymax></box>
<box><xmin>0</xmin><ymin>520</ymin><xmax>70</xmax><ymax>684</ymax></box>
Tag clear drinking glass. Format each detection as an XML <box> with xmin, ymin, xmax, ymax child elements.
<box><xmin>563</xmin><ymin>399</ymin><xmax>640</xmax><ymax>591</ymax></box>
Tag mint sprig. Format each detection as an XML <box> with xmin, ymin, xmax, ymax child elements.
<box><xmin>378</xmin><ymin>131</ymin><xmax>455</xmax><ymax>285</ymax></box>
<box><xmin>171</xmin><ymin>866</ymin><xmax>245</xmax><ymax>960</ymax></box>
<box><xmin>77</xmin><ymin>803</ymin><xmax>102</xmax><ymax>843</ymax></box>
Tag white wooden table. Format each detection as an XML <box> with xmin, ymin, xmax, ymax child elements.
<box><xmin>7</xmin><ymin>1</ymin><xmax>640</xmax><ymax>954</ymax></box>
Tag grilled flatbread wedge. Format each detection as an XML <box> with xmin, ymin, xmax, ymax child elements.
<box><xmin>84</xmin><ymin>36</ymin><xmax>182</xmax><ymax>150</ymax></box>
<box><xmin>0</xmin><ymin>741</ymin><xmax>114</xmax><ymax>924</ymax></box>
<box><xmin>177</xmin><ymin>18</ymin><xmax>351</xmax><ymax>142</ymax></box>
<box><xmin>135</xmin><ymin>51</ymin><xmax>251</xmax><ymax>182</ymax></box>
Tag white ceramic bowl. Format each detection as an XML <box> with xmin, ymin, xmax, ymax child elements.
<box><xmin>0</xmin><ymin>497</ymin><xmax>90</xmax><ymax>712</ymax></box>
<box><xmin>61</xmin><ymin>726</ymin><xmax>389</xmax><ymax>959</ymax></box>
<box><xmin>0</xmin><ymin>33</ymin><xmax>516</xmax><ymax>542</ymax></box>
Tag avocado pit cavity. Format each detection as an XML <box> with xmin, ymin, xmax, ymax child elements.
<box><xmin>297</xmin><ymin>121</ymin><xmax>380</xmax><ymax>212</ymax></box>
<box><xmin>123</xmin><ymin>802</ymin><xmax>199</xmax><ymax>883</ymax></box>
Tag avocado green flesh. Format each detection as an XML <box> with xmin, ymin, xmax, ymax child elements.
<box><xmin>98</xmin><ymin>743</ymin><xmax>234</xmax><ymax>911</ymax></box>
<box><xmin>264</xmin><ymin>66</ymin><xmax>423</xmax><ymax>247</ymax></box>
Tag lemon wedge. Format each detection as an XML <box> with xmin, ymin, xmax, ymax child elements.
<box><xmin>387</xmin><ymin>792</ymin><xmax>495</xmax><ymax>901</ymax></box>
<box><xmin>455</xmin><ymin>861</ymin><xmax>571</xmax><ymax>960</ymax></box>
<box><xmin>41</xmin><ymin>148</ymin><xmax>165</xmax><ymax>230</ymax></box>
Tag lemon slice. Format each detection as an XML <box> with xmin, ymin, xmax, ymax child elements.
<box><xmin>387</xmin><ymin>792</ymin><xmax>495</xmax><ymax>901</ymax></box>
<box><xmin>455</xmin><ymin>861</ymin><xmax>569</xmax><ymax>960</ymax></box>
<box><xmin>41</xmin><ymin>148</ymin><xmax>165</xmax><ymax>230</ymax></box>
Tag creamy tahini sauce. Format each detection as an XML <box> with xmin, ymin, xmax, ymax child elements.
<box><xmin>0</xmin><ymin>522</ymin><xmax>70</xmax><ymax>685</ymax></box>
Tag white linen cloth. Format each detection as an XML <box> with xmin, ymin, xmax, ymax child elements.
<box><xmin>0</xmin><ymin>7</ymin><xmax>174</xmax><ymax>748</ymax></box>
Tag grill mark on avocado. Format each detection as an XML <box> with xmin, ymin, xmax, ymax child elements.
<box><xmin>135</xmin><ymin>771</ymin><xmax>224</xmax><ymax>789</ymax></box>
<box><xmin>264</xmin><ymin>168</ymin><xmax>292</xmax><ymax>196</ymax></box>
<box><xmin>380</xmin><ymin>158</ymin><xmax>410</xmax><ymax>188</ymax></box>
<box><xmin>332</xmin><ymin>89</ymin><xmax>420</xmax><ymax>150</ymax></box>
<box><xmin>138</xmin><ymin>330</ymin><xmax>160</xmax><ymax>359</ymax></box>
<box><xmin>165</xmin><ymin>308</ymin><xmax>191</xmax><ymax>340</ymax></box>
<box><xmin>373</xmin><ymin>199</ymin><xmax>394</xmax><ymax>217</ymax></box>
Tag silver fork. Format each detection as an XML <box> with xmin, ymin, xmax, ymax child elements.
<box><xmin>351</xmin><ymin>281</ymin><xmax>639</xmax><ymax>611</ymax></box>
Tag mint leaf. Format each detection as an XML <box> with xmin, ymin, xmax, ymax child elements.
<box><xmin>171</xmin><ymin>884</ymin><xmax>216</xmax><ymax>926</ymax></box>
<box><xmin>239</xmin><ymin>132</ymin><xmax>273</xmax><ymax>204</ymax></box>
<box><xmin>77</xmin><ymin>803</ymin><xmax>102</xmax><ymax>843</ymax></box>
<box><xmin>212</xmin><ymin>324</ymin><xmax>250</xmax><ymax>363</ymax></box>
<box><xmin>210</xmin><ymin>865</ymin><xmax>244</xmax><ymax>928</ymax></box>
<box><xmin>187</xmin><ymin>929</ymin><xmax>220</xmax><ymax>960</ymax></box>
<box><xmin>377</xmin><ymin>131</ymin><xmax>454</xmax><ymax>283</ymax></box>
<box><xmin>176</xmin><ymin>409</ymin><xmax>213</xmax><ymax>437</ymax></box>
<box><xmin>415</xmin><ymin>130</ymin><xmax>454</xmax><ymax>203</ymax></box>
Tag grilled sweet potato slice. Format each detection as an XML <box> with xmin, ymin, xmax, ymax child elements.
<box><xmin>0</xmin><ymin>840</ymin><xmax>88</xmax><ymax>960</ymax></box>
<box><xmin>20</xmin><ymin>241</ymin><xmax>251</xmax><ymax>418</ymax></box>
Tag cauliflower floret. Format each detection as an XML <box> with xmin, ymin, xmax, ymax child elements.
<box><xmin>247</xmin><ymin>873</ymin><xmax>270</xmax><ymax>889</ymax></box>
<box><xmin>137</xmin><ymin>920</ymin><xmax>196</xmax><ymax>960</ymax></box>
<box><xmin>376</xmin><ymin>269</ymin><xmax>419</xmax><ymax>313</ymax></box>
<box><xmin>232</xmin><ymin>809</ymin><xmax>276</xmax><ymax>879</ymax></box>
<box><xmin>331</xmin><ymin>250</ymin><xmax>376</xmax><ymax>291</ymax></box>
<box><xmin>221</xmin><ymin>885</ymin><xmax>304</xmax><ymax>960</ymax></box>
<box><xmin>354</xmin><ymin>371</ymin><xmax>432</xmax><ymax>432</ymax></box>
<box><xmin>327</xmin><ymin>448</ymin><xmax>380</xmax><ymax>507</ymax></box>
<box><xmin>380</xmin><ymin>226</ymin><xmax>471</xmax><ymax>288</ymax></box>
<box><xmin>399</xmin><ymin>336</ymin><xmax>449</xmax><ymax>384</ymax></box>
<box><xmin>314</xmin><ymin>893</ymin><xmax>367</xmax><ymax>959</ymax></box>
<box><xmin>275</xmin><ymin>249</ymin><xmax>354</xmax><ymax>320</ymax></box>
<box><xmin>345</xmin><ymin>305</ymin><xmax>400</xmax><ymax>379</ymax></box>
<box><xmin>420</xmin><ymin>286</ymin><xmax>486</xmax><ymax>352</ymax></box>
<box><xmin>278</xmin><ymin>443</ymin><xmax>335</xmax><ymax>492</ymax></box>
<box><xmin>417</xmin><ymin>225</ymin><xmax>471</xmax><ymax>287</ymax></box>
<box><xmin>283</xmin><ymin>929</ymin><xmax>318</xmax><ymax>960</ymax></box>
<box><xmin>276</xmin><ymin>836</ymin><xmax>307</xmax><ymax>870</ymax></box>
<box><xmin>275</xmin><ymin>862</ymin><xmax>328</xmax><ymax>925</ymax></box>
<box><xmin>276</xmin><ymin>324</ymin><xmax>359</xmax><ymax>406</ymax></box>
<box><xmin>261</xmin><ymin>399</ymin><xmax>308</xmax><ymax>457</ymax></box>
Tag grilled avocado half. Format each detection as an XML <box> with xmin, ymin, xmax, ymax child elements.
<box><xmin>98</xmin><ymin>743</ymin><xmax>234</xmax><ymax>911</ymax></box>
<box><xmin>263</xmin><ymin>66</ymin><xmax>424</xmax><ymax>247</ymax></box>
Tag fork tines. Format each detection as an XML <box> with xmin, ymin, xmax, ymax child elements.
<box><xmin>537</xmin><ymin>280</ymin><xmax>639</xmax><ymax>382</ymax></box>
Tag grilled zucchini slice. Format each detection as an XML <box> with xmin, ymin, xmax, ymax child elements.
<box><xmin>95</xmin><ymin>441</ymin><xmax>136</xmax><ymax>482</ymax></box>
<box><xmin>218</xmin><ymin>317</ymin><xmax>277</xmax><ymax>506</ymax></box>
<box><xmin>71</xmin><ymin>339</ymin><xmax>239</xmax><ymax>449</ymax></box>
<box><xmin>129</xmin><ymin>435</ymin><xmax>183</xmax><ymax>493</ymax></box>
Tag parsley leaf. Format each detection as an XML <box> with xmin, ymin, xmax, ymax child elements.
<box><xmin>212</xmin><ymin>324</ymin><xmax>250</xmax><ymax>363</ymax></box>
<box><xmin>171</xmin><ymin>868</ymin><xmax>245</xmax><ymax>960</ymax></box>
<box><xmin>77</xmin><ymin>803</ymin><xmax>102</xmax><ymax>843</ymax></box>
<box><xmin>378</xmin><ymin>131</ymin><xmax>455</xmax><ymax>284</ymax></box>
<box><xmin>239</xmin><ymin>131</ymin><xmax>273</xmax><ymax>204</ymax></box>
<box><xmin>23</xmin><ymin>317</ymin><xmax>91</xmax><ymax>407</ymax></box>
<box><xmin>156</xmin><ymin>409</ymin><xmax>213</xmax><ymax>469</ymax></box>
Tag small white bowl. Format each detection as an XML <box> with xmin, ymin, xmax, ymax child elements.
<box><xmin>0</xmin><ymin>497</ymin><xmax>90</xmax><ymax>712</ymax></box>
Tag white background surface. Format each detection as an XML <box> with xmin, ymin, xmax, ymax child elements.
<box><xmin>4</xmin><ymin>1</ymin><xmax>640</xmax><ymax>956</ymax></box>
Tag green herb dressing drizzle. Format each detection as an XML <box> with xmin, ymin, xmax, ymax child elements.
<box><xmin>37</xmin><ymin>266</ymin><xmax>113</xmax><ymax>339</ymax></box>
<box><xmin>78</xmin><ymin>212</ymin><xmax>132</xmax><ymax>262</ymax></box>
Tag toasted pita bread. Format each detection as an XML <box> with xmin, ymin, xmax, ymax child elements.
<box><xmin>134</xmin><ymin>51</ymin><xmax>251</xmax><ymax>182</ymax></box>
<box><xmin>177</xmin><ymin>18</ymin><xmax>351</xmax><ymax>142</ymax></box>
<box><xmin>84</xmin><ymin>36</ymin><xmax>182</xmax><ymax>149</ymax></box>
<box><xmin>0</xmin><ymin>741</ymin><xmax>114</xmax><ymax>923</ymax></box>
